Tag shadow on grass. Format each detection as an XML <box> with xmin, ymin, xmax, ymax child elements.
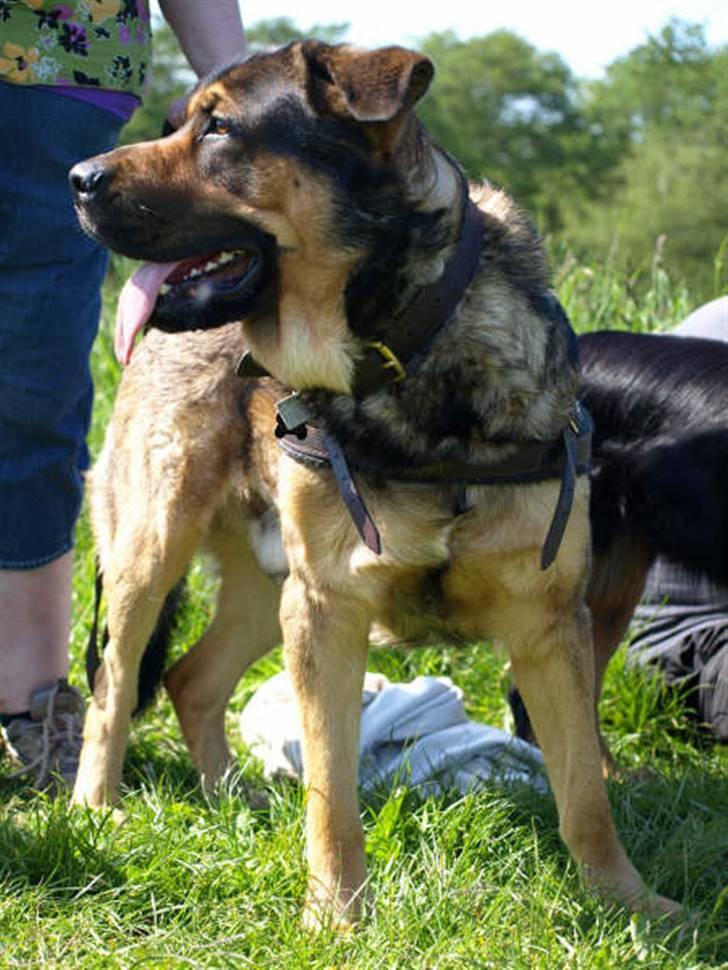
<box><xmin>359</xmin><ymin>753</ymin><xmax>727</xmax><ymax>960</ymax></box>
<box><xmin>1</xmin><ymin>668</ymin><xmax>724</xmax><ymax>963</ymax></box>
<box><xmin>1</xmin><ymin>751</ymin><xmax>725</xmax><ymax>962</ymax></box>
<box><xmin>0</xmin><ymin>791</ymin><xmax>124</xmax><ymax>899</ymax></box>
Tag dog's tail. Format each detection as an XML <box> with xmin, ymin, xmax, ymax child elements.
<box><xmin>135</xmin><ymin>579</ymin><xmax>187</xmax><ymax>714</ymax></box>
<box><xmin>85</xmin><ymin>572</ymin><xmax>187</xmax><ymax>715</ymax></box>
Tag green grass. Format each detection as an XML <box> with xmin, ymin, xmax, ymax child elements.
<box><xmin>1</xmin><ymin>255</ymin><xmax>727</xmax><ymax>968</ymax></box>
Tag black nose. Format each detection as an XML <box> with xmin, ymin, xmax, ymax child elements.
<box><xmin>69</xmin><ymin>160</ymin><xmax>107</xmax><ymax>199</ymax></box>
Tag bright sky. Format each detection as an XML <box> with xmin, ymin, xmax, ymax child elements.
<box><xmin>237</xmin><ymin>0</ymin><xmax>727</xmax><ymax>77</ymax></box>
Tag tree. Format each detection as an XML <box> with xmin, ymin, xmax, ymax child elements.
<box><xmin>416</xmin><ymin>30</ymin><xmax>617</xmax><ymax>231</ymax></box>
<box><xmin>246</xmin><ymin>17</ymin><xmax>348</xmax><ymax>48</ymax></box>
<box><xmin>561</xmin><ymin>21</ymin><xmax>728</xmax><ymax>298</ymax></box>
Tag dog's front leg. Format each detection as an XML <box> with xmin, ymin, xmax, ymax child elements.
<box><xmin>281</xmin><ymin>573</ymin><xmax>370</xmax><ymax>931</ymax></box>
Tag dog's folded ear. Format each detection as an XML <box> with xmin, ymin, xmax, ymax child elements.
<box><xmin>303</xmin><ymin>42</ymin><xmax>434</xmax><ymax>123</ymax></box>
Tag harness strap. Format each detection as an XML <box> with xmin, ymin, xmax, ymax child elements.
<box><xmin>540</xmin><ymin>408</ymin><xmax>587</xmax><ymax>569</ymax></box>
<box><xmin>277</xmin><ymin>402</ymin><xmax>593</xmax><ymax>569</ymax></box>
<box><xmin>323</xmin><ymin>432</ymin><xmax>382</xmax><ymax>554</ymax></box>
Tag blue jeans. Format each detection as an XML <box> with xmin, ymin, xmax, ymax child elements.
<box><xmin>0</xmin><ymin>81</ymin><xmax>124</xmax><ymax>568</ymax></box>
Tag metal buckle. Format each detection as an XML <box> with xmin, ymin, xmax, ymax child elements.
<box><xmin>569</xmin><ymin>401</ymin><xmax>585</xmax><ymax>435</ymax></box>
<box><xmin>275</xmin><ymin>393</ymin><xmax>311</xmax><ymax>439</ymax></box>
<box><xmin>365</xmin><ymin>341</ymin><xmax>406</xmax><ymax>382</ymax></box>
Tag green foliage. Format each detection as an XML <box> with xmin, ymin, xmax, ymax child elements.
<box><xmin>415</xmin><ymin>20</ymin><xmax>727</xmax><ymax>303</ymax></box>
<box><xmin>246</xmin><ymin>17</ymin><xmax>349</xmax><ymax>47</ymax></box>
<box><xmin>559</xmin><ymin>20</ymin><xmax>728</xmax><ymax>301</ymax></box>
<box><xmin>418</xmin><ymin>30</ymin><xmax>614</xmax><ymax>231</ymax></box>
<box><xmin>550</xmin><ymin>236</ymin><xmax>692</xmax><ymax>333</ymax></box>
<box><xmin>587</xmin><ymin>20</ymin><xmax>724</xmax><ymax>136</ymax></box>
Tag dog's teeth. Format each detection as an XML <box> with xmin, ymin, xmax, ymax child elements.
<box><xmin>160</xmin><ymin>283</ymin><xmax>170</xmax><ymax>295</ymax></box>
<box><xmin>175</xmin><ymin>250</ymin><xmax>244</xmax><ymax>286</ymax></box>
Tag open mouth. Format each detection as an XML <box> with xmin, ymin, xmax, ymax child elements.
<box><xmin>159</xmin><ymin>249</ymin><xmax>257</xmax><ymax>299</ymax></box>
<box><xmin>153</xmin><ymin>246</ymin><xmax>263</xmax><ymax>329</ymax></box>
<box><xmin>116</xmin><ymin>242</ymin><xmax>274</xmax><ymax>364</ymax></box>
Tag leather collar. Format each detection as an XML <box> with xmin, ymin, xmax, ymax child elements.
<box><xmin>351</xmin><ymin>190</ymin><xmax>484</xmax><ymax>397</ymax></box>
<box><xmin>236</xmin><ymin>177</ymin><xmax>484</xmax><ymax>398</ymax></box>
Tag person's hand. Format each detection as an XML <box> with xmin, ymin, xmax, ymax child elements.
<box><xmin>165</xmin><ymin>92</ymin><xmax>192</xmax><ymax>132</ymax></box>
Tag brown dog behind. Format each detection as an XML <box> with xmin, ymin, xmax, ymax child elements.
<box><xmin>70</xmin><ymin>42</ymin><xmax>679</xmax><ymax>926</ymax></box>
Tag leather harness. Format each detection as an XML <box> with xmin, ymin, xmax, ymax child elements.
<box><xmin>237</xmin><ymin>186</ymin><xmax>592</xmax><ymax>570</ymax></box>
<box><xmin>273</xmin><ymin>398</ymin><xmax>592</xmax><ymax>570</ymax></box>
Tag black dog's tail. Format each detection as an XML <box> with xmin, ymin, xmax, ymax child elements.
<box><xmin>85</xmin><ymin>572</ymin><xmax>187</xmax><ymax>716</ymax></box>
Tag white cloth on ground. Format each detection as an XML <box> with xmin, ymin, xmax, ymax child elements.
<box><xmin>671</xmin><ymin>296</ymin><xmax>727</xmax><ymax>341</ymax></box>
<box><xmin>239</xmin><ymin>671</ymin><xmax>548</xmax><ymax>796</ymax></box>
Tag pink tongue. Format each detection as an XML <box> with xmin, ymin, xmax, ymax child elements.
<box><xmin>115</xmin><ymin>260</ymin><xmax>181</xmax><ymax>365</ymax></box>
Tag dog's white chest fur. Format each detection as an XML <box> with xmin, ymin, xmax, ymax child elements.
<box><xmin>249</xmin><ymin>508</ymin><xmax>289</xmax><ymax>580</ymax></box>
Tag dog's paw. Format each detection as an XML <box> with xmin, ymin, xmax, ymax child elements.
<box><xmin>633</xmin><ymin>891</ymin><xmax>682</xmax><ymax>919</ymax></box>
<box><xmin>70</xmin><ymin>783</ymin><xmax>119</xmax><ymax>810</ymax></box>
<box><xmin>301</xmin><ymin>882</ymin><xmax>364</xmax><ymax>934</ymax></box>
<box><xmin>584</xmin><ymin>860</ymin><xmax>683</xmax><ymax>923</ymax></box>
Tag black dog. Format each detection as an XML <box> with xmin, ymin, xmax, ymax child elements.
<box><xmin>511</xmin><ymin>329</ymin><xmax>728</xmax><ymax>744</ymax></box>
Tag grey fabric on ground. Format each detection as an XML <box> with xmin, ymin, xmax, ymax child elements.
<box><xmin>630</xmin><ymin>563</ymin><xmax>728</xmax><ymax>740</ymax></box>
<box><xmin>240</xmin><ymin>671</ymin><xmax>547</xmax><ymax>796</ymax></box>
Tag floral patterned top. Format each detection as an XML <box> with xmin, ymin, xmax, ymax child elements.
<box><xmin>0</xmin><ymin>0</ymin><xmax>151</xmax><ymax>96</ymax></box>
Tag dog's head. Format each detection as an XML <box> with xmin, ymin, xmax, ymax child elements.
<box><xmin>70</xmin><ymin>42</ymin><xmax>453</xmax><ymax>385</ymax></box>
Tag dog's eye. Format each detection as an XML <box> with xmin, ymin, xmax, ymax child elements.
<box><xmin>205</xmin><ymin>116</ymin><xmax>233</xmax><ymax>138</ymax></box>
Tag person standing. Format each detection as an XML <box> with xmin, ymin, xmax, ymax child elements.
<box><xmin>0</xmin><ymin>0</ymin><xmax>247</xmax><ymax>790</ymax></box>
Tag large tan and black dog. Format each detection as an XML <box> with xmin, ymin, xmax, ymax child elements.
<box><xmin>69</xmin><ymin>42</ymin><xmax>679</xmax><ymax>924</ymax></box>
